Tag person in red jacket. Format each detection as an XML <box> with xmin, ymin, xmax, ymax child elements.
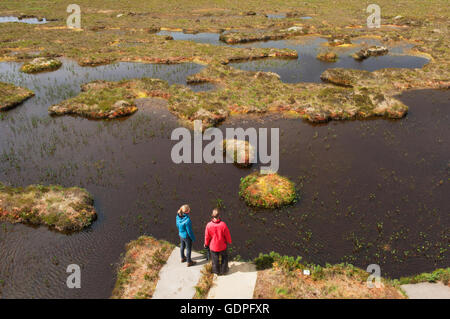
<box><xmin>204</xmin><ymin>208</ymin><xmax>232</xmax><ymax>275</ymax></box>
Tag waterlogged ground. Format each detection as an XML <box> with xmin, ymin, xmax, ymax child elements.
<box><xmin>150</xmin><ymin>32</ymin><xmax>429</xmax><ymax>83</ymax></box>
<box><xmin>230</xmin><ymin>37</ymin><xmax>430</xmax><ymax>82</ymax></box>
<box><xmin>0</xmin><ymin>57</ymin><xmax>448</xmax><ymax>297</ymax></box>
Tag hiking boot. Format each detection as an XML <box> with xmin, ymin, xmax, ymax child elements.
<box><xmin>181</xmin><ymin>258</ymin><xmax>187</xmax><ymax>263</ymax></box>
<box><xmin>187</xmin><ymin>261</ymin><xmax>197</xmax><ymax>267</ymax></box>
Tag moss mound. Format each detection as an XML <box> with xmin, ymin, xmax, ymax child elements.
<box><xmin>0</xmin><ymin>183</ymin><xmax>96</xmax><ymax>232</ymax></box>
<box><xmin>223</xmin><ymin>139</ymin><xmax>255</xmax><ymax>167</ymax></box>
<box><xmin>20</xmin><ymin>57</ymin><xmax>62</xmax><ymax>73</ymax></box>
<box><xmin>0</xmin><ymin>82</ymin><xmax>34</xmax><ymax>111</ymax></box>
<box><xmin>239</xmin><ymin>173</ymin><xmax>296</xmax><ymax>208</ymax></box>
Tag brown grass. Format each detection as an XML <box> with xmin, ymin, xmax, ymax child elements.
<box><xmin>193</xmin><ymin>262</ymin><xmax>214</xmax><ymax>299</ymax></box>
<box><xmin>111</xmin><ymin>235</ymin><xmax>174</xmax><ymax>299</ymax></box>
<box><xmin>253</xmin><ymin>265</ymin><xmax>405</xmax><ymax>299</ymax></box>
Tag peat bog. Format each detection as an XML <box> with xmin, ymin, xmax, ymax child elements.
<box><xmin>0</xmin><ymin>0</ymin><xmax>448</xmax><ymax>299</ymax></box>
<box><xmin>0</xmin><ymin>59</ymin><xmax>447</xmax><ymax>296</ymax></box>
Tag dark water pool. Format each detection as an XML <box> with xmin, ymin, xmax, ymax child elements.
<box><xmin>0</xmin><ymin>57</ymin><xmax>448</xmax><ymax>298</ymax></box>
<box><xmin>267</xmin><ymin>14</ymin><xmax>312</xmax><ymax>20</ymax></box>
<box><xmin>230</xmin><ymin>37</ymin><xmax>430</xmax><ymax>82</ymax></box>
<box><xmin>156</xmin><ymin>30</ymin><xmax>224</xmax><ymax>46</ymax></box>
<box><xmin>0</xmin><ymin>16</ymin><xmax>48</xmax><ymax>24</ymax></box>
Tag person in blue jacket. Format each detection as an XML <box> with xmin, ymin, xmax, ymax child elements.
<box><xmin>176</xmin><ymin>204</ymin><xmax>196</xmax><ymax>267</ymax></box>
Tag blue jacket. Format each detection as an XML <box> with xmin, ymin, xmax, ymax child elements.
<box><xmin>176</xmin><ymin>214</ymin><xmax>196</xmax><ymax>242</ymax></box>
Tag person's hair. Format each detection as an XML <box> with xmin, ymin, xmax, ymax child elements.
<box><xmin>178</xmin><ymin>204</ymin><xmax>190</xmax><ymax>215</ymax></box>
<box><xmin>211</xmin><ymin>208</ymin><xmax>220</xmax><ymax>219</ymax></box>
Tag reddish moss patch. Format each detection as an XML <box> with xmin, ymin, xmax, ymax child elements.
<box><xmin>239</xmin><ymin>173</ymin><xmax>296</xmax><ymax>208</ymax></box>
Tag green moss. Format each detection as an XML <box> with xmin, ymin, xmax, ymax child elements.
<box><xmin>396</xmin><ymin>268</ymin><xmax>450</xmax><ymax>285</ymax></box>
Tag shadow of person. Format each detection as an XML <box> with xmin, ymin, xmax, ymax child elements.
<box><xmin>191</xmin><ymin>255</ymin><xmax>208</xmax><ymax>266</ymax></box>
<box><xmin>224</xmin><ymin>262</ymin><xmax>255</xmax><ymax>275</ymax></box>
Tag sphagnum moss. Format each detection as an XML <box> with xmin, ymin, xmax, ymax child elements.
<box><xmin>239</xmin><ymin>172</ymin><xmax>296</xmax><ymax>208</ymax></box>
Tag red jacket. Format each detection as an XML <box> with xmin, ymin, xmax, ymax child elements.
<box><xmin>204</xmin><ymin>219</ymin><xmax>232</xmax><ymax>252</ymax></box>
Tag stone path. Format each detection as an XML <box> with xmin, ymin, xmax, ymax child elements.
<box><xmin>152</xmin><ymin>247</ymin><xmax>206</xmax><ymax>299</ymax></box>
<box><xmin>207</xmin><ymin>262</ymin><xmax>258</xmax><ymax>299</ymax></box>
<box><xmin>401</xmin><ymin>282</ymin><xmax>450</xmax><ymax>299</ymax></box>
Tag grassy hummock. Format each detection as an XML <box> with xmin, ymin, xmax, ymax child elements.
<box><xmin>253</xmin><ymin>252</ymin><xmax>405</xmax><ymax>299</ymax></box>
<box><xmin>0</xmin><ymin>82</ymin><xmax>34</xmax><ymax>111</ymax></box>
<box><xmin>239</xmin><ymin>172</ymin><xmax>296</xmax><ymax>208</ymax></box>
<box><xmin>316</xmin><ymin>51</ymin><xmax>338</xmax><ymax>62</ymax></box>
<box><xmin>112</xmin><ymin>236</ymin><xmax>174</xmax><ymax>299</ymax></box>
<box><xmin>223</xmin><ymin>139</ymin><xmax>255</xmax><ymax>167</ymax></box>
<box><xmin>219</xmin><ymin>27</ymin><xmax>307</xmax><ymax>44</ymax></box>
<box><xmin>48</xmin><ymin>79</ymin><xmax>166</xmax><ymax>119</ymax></box>
<box><xmin>352</xmin><ymin>46</ymin><xmax>388</xmax><ymax>61</ymax></box>
<box><xmin>0</xmin><ymin>183</ymin><xmax>96</xmax><ymax>232</ymax></box>
<box><xmin>20</xmin><ymin>57</ymin><xmax>62</xmax><ymax>73</ymax></box>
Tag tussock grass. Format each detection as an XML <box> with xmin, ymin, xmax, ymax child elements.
<box><xmin>194</xmin><ymin>262</ymin><xmax>214</xmax><ymax>299</ymax></box>
<box><xmin>0</xmin><ymin>183</ymin><xmax>96</xmax><ymax>232</ymax></box>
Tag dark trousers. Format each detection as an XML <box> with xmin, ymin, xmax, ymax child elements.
<box><xmin>180</xmin><ymin>236</ymin><xmax>192</xmax><ymax>262</ymax></box>
<box><xmin>210</xmin><ymin>249</ymin><xmax>228</xmax><ymax>275</ymax></box>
